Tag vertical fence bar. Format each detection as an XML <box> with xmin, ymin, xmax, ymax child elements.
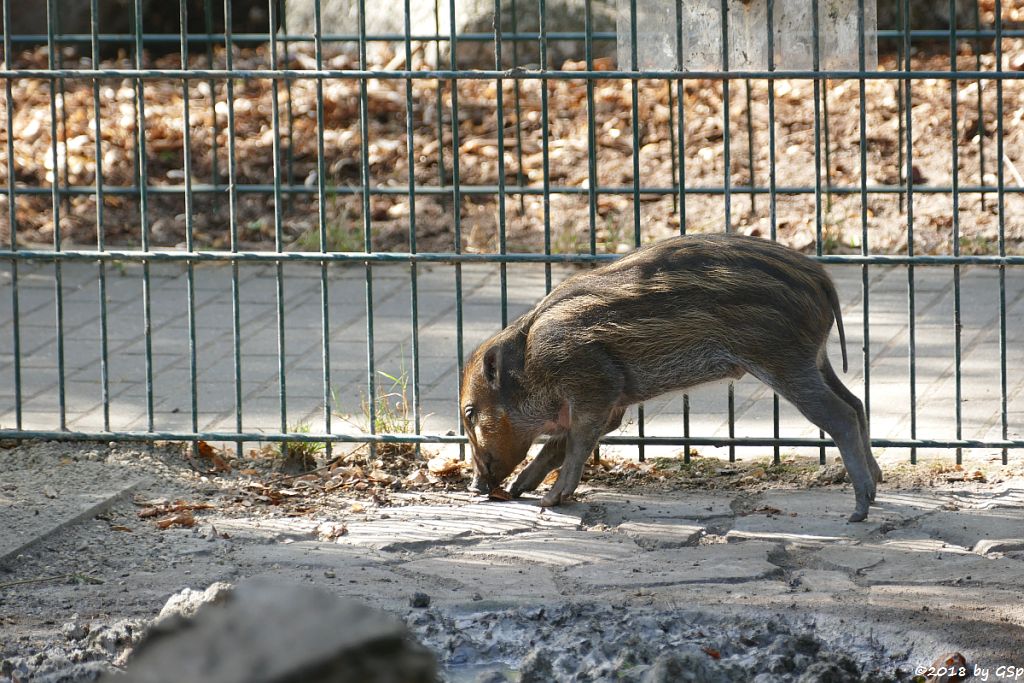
<box><xmin>811</xmin><ymin>0</ymin><xmax>825</xmax><ymax>465</ymax></box>
<box><xmin>45</xmin><ymin>0</ymin><xmax>67</xmax><ymax>430</ymax></box>
<box><xmin>56</xmin><ymin>11</ymin><xmax>71</xmax><ymax>219</ymax></box>
<box><xmin>510</xmin><ymin>0</ymin><xmax>526</xmax><ymax>216</ymax></box>
<box><xmin>269</xmin><ymin>0</ymin><xmax>289</xmax><ymax>449</ymax></box>
<box><xmin>2</xmin><ymin>0</ymin><xmax>21</xmax><ymax>432</ymax></box>
<box><xmin>949</xmin><ymin>0</ymin><xmax>962</xmax><ymax>464</ymax></box>
<box><xmin>494</xmin><ymin>0</ymin><xmax>509</xmax><ymax>328</ymax></box>
<box><xmin>822</xmin><ymin>79</ymin><xmax>833</xmax><ymax>211</ymax></box>
<box><xmin>585</xmin><ymin>0</ymin><xmax>598</xmax><ymax>257</ymax></box>
<box><xmin>676</xmin><ymin>0</ymin><xmax>691</xmax><ymax>464</ymax></box>
<box><xmin>91</xmin><ymin>0</ymin><xmax>110</xmax><ymax>433</ymax></box>
<box><xmin>433</xmin><ymin>0</ymin><xmax>447</xmax><ymax>192</ymax></box>
<box><xmin>857</xmin><ymin>0</ymin><xmax>871</xmax><ymax>447</ymax></box>
<box><xmin>204</xmin><ymin>0</ymin><xmax>219</xmax><ymax>191</ymax></box>
<box><xmin>357</xmin><ymin>0</ymin><xmax>376</xmax><ymax>455</ymax></box>
<box><xmin>539</xmin><ymin>0</ymin><xmax>552</xmax><ymax>293</ymax></box>
<box><xmin>280</xmin><ymin>0</ymin><xmax>295</xmax><ymax>212</ymax></box>
<box><xmin>628</xmin><ymin>0</ymin><xmax>644</xmax><ymax>461</ymax></box>
<box><xmin>132</xmin><ymin>0</ymin><xmax>155</xmax><ymax>435</ymax></box>
<box><xmin>668</xmin><ymin>83</ymin><xmax>677</xmax><ymax>215</ymax></box>
<box><xmin>904</xmin><ymin>0</ymin><xmax>917</xmax><ymax>465</ymax></box>
<box><xmin>720</xmin><ymin>0</ymin><xmax>734</xmax><ymax>462</ymax></box>
<box><xmin>767</xmin><ymin>0</ymin><xmax>780</xmax><ymax>465</ymax></box>
<box><xmin>180</xmin><ymin>0</ymin><xmax>198</xmax><ymax>450</ymax></box>
<box><xmin>720</xmin><ymin>0</ymin><xmax>731</xmax><ymax>233</ymax></box>
<box><xmin>449</xmin><ymin>0</ymin><xmax>465</xmax><ymax>460</ymax></box>
<box><xmin>744</xmin><ymin>79</ymin><xmax>755</xmax><ymax>216</ymax></box>
<box><xmin>313</xmin><ymin>0</ymin><xmax>333</xmax><ymax>459</ymax></box>
<box><xmin>973</xmin><ymin>0</ymin><xmax>986</xmax><ymax>209</ymax></box>
<box><xmin>896</xmin><ymin>4</ymin><xmax>905</xmax><ymax>214</ymax></box>
<box><xmin>406</xmin><ymin>0</ymin><xmax>422</xmax><ymax>452</ymax></box>
<box><xmin>224</xmin><ymin>0</ymin><xmax>244</xmax><ymax>455</ymax></box>
<box><xmin>585</xmin><ymin>0</ymin><xmax>601</xmax><ymax>463</ymax></box>
<box><xmin>995</xmin><ymin>0</ymin><xmax>1007</xmax><ymax>465</ymax></box>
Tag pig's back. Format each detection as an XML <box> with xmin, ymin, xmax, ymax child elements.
<box><xmin>521</xmin><ymin>235</ymin><xmax>839</xmax><ymax>398</ymax></box>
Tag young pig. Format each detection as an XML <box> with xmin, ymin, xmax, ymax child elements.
<box><xmin>460</xmin><ymin>234</ymin><xmax>883</xmax><ymax>522</ymax></box>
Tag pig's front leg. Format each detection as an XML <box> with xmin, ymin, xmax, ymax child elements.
<box><xmin>539</xmin><ymin>418</ymin><xmax>606</xmax><ymax>507</ymax></box>
<box><xmin>510</xmin><ymin>436</ymin><xmax>565</xmax><ymax>498</ymax></box>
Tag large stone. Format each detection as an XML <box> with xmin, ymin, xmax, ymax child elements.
<box><xmin>285</xmin><ymin>0</ymin><xmax>617</xmax><ymax>69</ymax></box>
<box><xmin>114</xmin><ymin>579</ymin><xmax>437</xmax><ymax>683</ymax></box>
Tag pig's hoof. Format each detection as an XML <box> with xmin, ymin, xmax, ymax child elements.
<box><xmin>539</xmin><ymin>491</ymin><xmax>562</xmax><ymax>507</ymax></box>
<box><xmin>847</xmin><ymin>510</ymin><xmax>868</xmax><ymax>523</ymax></box>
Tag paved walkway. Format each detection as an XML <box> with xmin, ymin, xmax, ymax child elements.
<box><xmin>0</xmin><ymin>260</ymin><xmax>1022</xmax><ymax>461</ymax></box>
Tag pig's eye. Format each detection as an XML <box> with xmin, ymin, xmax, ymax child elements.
<box><xmin>464</xmin><ymin>405</ymin><xmax>476</xmax><ymax>423</ymax></box>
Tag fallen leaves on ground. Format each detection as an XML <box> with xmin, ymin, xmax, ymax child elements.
<box><xmin>487</xmin><ymin>487</ymin><xmax>513</xmax><ymax>502</ymax></box>
<box><xmin>3</xmin><ymin>39</ymin><xmax>1022</xmax><ymax>256</ymax></box>
<box><xmin>195</xmin><ymin>441</ymin><xmax>232</xmax><ymax>473</ymax></box>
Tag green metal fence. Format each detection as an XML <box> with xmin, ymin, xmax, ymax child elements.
<box><xmin>1</xmin><ymin>0</ymin><xmax>1021</xmax><ymax>463</ymax></box>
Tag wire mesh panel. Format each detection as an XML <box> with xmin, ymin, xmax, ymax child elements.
<box><xmin>0</xmin><ymin>0</ymin><xmax>1021</xmax><ymax>465</ymax></box>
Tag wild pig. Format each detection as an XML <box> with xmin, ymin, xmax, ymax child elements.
<box><xmin>460</xmin><ymin>234</ymin><xmax>883</xmax><ymax>522</ymax></box>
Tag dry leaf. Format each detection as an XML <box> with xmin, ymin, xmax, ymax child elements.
<box><xmin>427</xmin><ymin>457</ymin><xmax>462</xmax><ymax>477</ymax></box>
<box><xmin>156</xmin><ymin>511</ymin><xmax>196</xmax><ymax>529</ymax></box>
<box><xmin>487</xmin><ymin>487</ymin><xmax>513</xmax><ymax>502</ymax></box>
<box><xmin>196</xmin><ymin>440</ymin><xmax>232</xmax><ymax>473</ymax></box>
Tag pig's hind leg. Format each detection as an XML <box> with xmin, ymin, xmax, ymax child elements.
<box><xmin>761</xmin><ymin>360</ymin><xmax>875</xmax><ymax>522</ymax></box>
<box><xmin>820</xmin><ymin>359</ymin><xmax>882</xmax><ymax>489</ymax></box>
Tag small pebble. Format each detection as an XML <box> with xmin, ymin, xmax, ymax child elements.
<box><xmin>410</xmin><ymin>592</ymin><xmax>431</xmax><ymax>608</ymax></box>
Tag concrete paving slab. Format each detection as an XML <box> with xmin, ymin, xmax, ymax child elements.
<box><xmin>334</xmin><ymin>501</ymin><xmax>583</xmax><ymax>551</ymax></box>
<box><xmin>726</xmin><ymin>490</ymin><xmax>923</xmax><ymax>543</ymax></box>
<box><xmin>821</xmin><ymin>543</ymin><xmax>1024</xmax><ymax>588</ymax></box>
<box><xmin>563</xmin><ymin>540</ymin><xmax>781</xmax><ymax>589</ymax></box>
<box><xmin>399</xmin><ymin>556</ymin><xmax>561</xmax><ymax>601</ymax></box>
<box><xmin>456</xmin><ymin>530</ymin><xmax>643</xmax><ymax>567</ymax></box>
<box><xmin>584</xmin><ymin>491</ymin><xmax>735</xmax><ymax>524</ymax></box>
<box><xmin>909</xmin><ymin>509</ymin><xmax>1024</xmax><ymax>553</ymax></box>
<box><xmin>614</xmin><ymin>521</ymin><xmax>705</xmax><ymax>549</ymax></box>
<box><xmin>0</xmin><ymin>461</ymin><xmax>147</xmax><ymax>567</ymax></box>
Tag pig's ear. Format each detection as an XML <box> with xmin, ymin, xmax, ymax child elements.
<box><xmin>483</xmin><ymin>345</ymin><xmax>501</xmax><ymax>388</ymax></box>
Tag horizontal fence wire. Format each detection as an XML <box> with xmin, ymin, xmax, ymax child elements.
<box><xmin>0</xmin><ymin>0</ymin><xmax>1020</xmax><ymax>463</ymax></box>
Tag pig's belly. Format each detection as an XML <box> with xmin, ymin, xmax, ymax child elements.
<box><xmin>620</xmin><ymin>345</ymin><xmax>746</xmax><ymax>404</ymax></box>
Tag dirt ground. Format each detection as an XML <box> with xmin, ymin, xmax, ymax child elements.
<box><xmin>2</xmin><ymin>439</ymin><xmax>1023</xmax><ymax>681</ymax></box>
<box><xmin>2</xmin><ymin>3</ymin><xmax>1023</xmax><ymax>258</ymax></box>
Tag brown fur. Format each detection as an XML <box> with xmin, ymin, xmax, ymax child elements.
<box><xmin>461</xmin><ymin>234</ymin><xmax>882</xmax><ymax>521</ymax></box>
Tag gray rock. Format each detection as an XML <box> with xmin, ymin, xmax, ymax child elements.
<box><xmin>154</xmin><ymin>582</ymin><xmax>234</xmax><ymax>625</ymax></box>
<box><xmin>642</xmin><ymin>651</ymin><xmax>730</xmax><ymax>683</ymax></box>
<box><xmin>796</xmin><ymin>657</ymin><xmax>861</xmax><ymax>683</ymax></box>
<box><xmin>113</xmin><ymin>579</ymin><xmax>437</xmax><ymax>683</ymax></box>
<box><xmin>518</xmin><ymin>648</ymin><xmax>554</xmax><ymax>683</ymax></box>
